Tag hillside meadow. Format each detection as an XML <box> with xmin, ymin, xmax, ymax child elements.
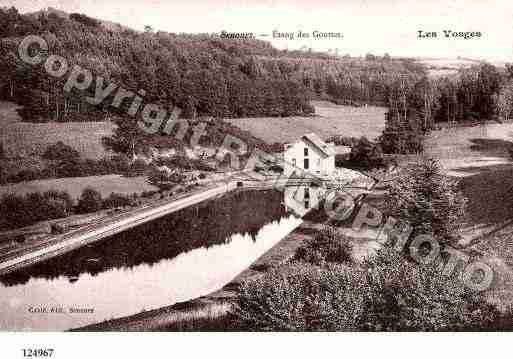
<box><xmin>225</xmin><ymin>101</ymin><xmax>387</xmax><ymax>143</ymax></box>
<box><xmin>0</xmin><ymin>175</ymin><xmax>157</xmax><ymax>200</ymax></box>
<box><xmin>0</xmin><ymin>101</ymin><xmax>114</xmax><ymax>160</ymax></box>
<box><xmin>1</xmin><ymin>100</ymin><xmax>387</xmax><ymax>161</ymax></box>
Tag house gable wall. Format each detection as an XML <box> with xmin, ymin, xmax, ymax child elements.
<box><xmin>283</xmin><ymin>138</ymin><xmax>334</xmax><ymax>177</ymax></box>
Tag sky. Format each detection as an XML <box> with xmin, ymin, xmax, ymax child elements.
<box><xmin>1</xmin><ymin>0</ymin><xmax>513</xmax><ymax>61</ymax></box>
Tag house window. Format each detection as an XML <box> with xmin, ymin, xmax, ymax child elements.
<box><xmin>304</xmin><ymin>148</ymin><xmax>309</xmax><ymax>156</ymax></box>
<box><xmin>292</xmin><ymin>158</ymin><xmax>296</xmax><ymax>167</ymax></box>
<box><xmin>317</xmin><ymin>158</ymin><xmax>321</xmax><ymax>166</ymax></box>
<box><xmin>304</xmin><ymin>158</ymin><xmax>309</xmax><ymax>170</ymax></box>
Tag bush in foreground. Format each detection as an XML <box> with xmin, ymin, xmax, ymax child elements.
<box><xmin>360</xmin><ymin>247</ymin><xmax>497</xmax><ymax>331</ymax></box>
<box><xmin>234</xmin><ymin>247</ymin><xmax>498</xmax><ymax>331</ymax></box>
<box><xmin>294</xmin><ymin>226</ymin><xmax>353</xmax><ymax>265</ymax></box>
<box><xmin>234</xmin><ymin>263</ymin><xmax>366</xmax><ymax>331</ymax></box>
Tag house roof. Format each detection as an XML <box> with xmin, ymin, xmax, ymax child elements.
<box><xmin>301</xmin><ymin>133</ymin><xmax>335</xmax><ymax>157</ymax></box>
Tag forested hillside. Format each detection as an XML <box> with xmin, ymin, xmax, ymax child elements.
<box><xmin>379</xmin><ymin>61</ymin><xmax>509</xmax><ymax>152</ymax></box>
<box><xmin>0</xmin><ymin>6</ymin><xmax>426</xmax><ymax>124</ymax></box>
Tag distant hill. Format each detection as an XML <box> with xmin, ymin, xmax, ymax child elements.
<box><xmin>416</xmin><ymin>57</ymin><xmax>506</xmax><ymax>78</ymax></box>
<box><xmin>26</xmin><ymin>6</ymin><xmax>70</xmax><ymax>20</ymax></box>
<box><xmin>25</xmin><ymin>7</ymin><xmax>130</xmax><ymax>33</ymax></box>
<box><xmin>0</xmin><ymin>6</ymin><xmax>426</xmax><ymax>126</ymax></box>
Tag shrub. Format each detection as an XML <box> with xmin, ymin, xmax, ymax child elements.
<box><xmin>0</xmin><ymin>193</ymin><xmax>32</xmax><ymax>229</ymax></box>
<box><xmin>379</xmin><ymin>108</ymin><xmax>424</xmax><ymax>154</ymax></box>
<box><xmin>294</xmin><ymin>226</ymin><xmax>353</xmax><ymax>265</ymax></box>
<box><xmin>41</xmin><ymin>190</ymin><xmax>74</xmax><ymax>218</ymax></box>
<box><xmin>50</xmin><ymin>158</ymin><xmax>84</xmax><ymax>178</ymax></box>
<box><xmin>141</xmin><ymin>190</ymin><xmax>158</xmax><ymax>198</ymax></box>
<box><xmin>234</xmin><ymin>263</ymin><xmax>367</xmax><ymax>331</ymax></box>
<box><xmin>42</xmin><ymin>142</ymin><xmax>80</xmax><ymax>162</ymax></box>
<box><xmin>190</xmin><ymin>158</ymin><xmax>216</xmax><ymax>172</ymax></box>
<box><xmin>198</xmin><ymin>173</ymin><xmax>207</xmax><ymax>179</ymax></box>
<box><xmin>7</xmin><ymin>169</ymin><xmax>40</xmax><ymax>182</ymax></box>
<box><xmin>0</xmin><ymin>190</ymin><xmax>73</xmax><ymax>230</ymax></box>
<box><xmin>326</xmin><ymin>136</ymin><xmax>359</xmax><ymax>147</ymax></box>
<box><xmin>128</xmin><ymin>159</ymin><xmax>151</xmax><ymax>176</ymax></box>
<box><xmin>385</xmin><ymin>158</ymin><xmax>467</xmax><ymax>247</ymax></box>
<box><xmin>49</xmin><ymin>155</ymin><xmax>131</xmax><ymax>178</ymax></box>
<box><xmin>156</xmin><ymin>156</ymin><xmax>192</xmax><ymax>170</ymax></box>
<box><xmin>3</xmin><ymin>154</ymin><xmax>132</xmax><ymax>185</ymax></box>
<box><xmin>234</xmin><ymin>247</ymin><xmax>499</xmax><ymax>331</ymax></box>
<box><xmin>76</xmin><ymin>187</ymin><xmax>103</xmax><ymax>214</ymax></box>
<box><xmin>349</xmin><ymin>136</ymin><xmax>384</xmax><ymax>169</ymax></box>
<box><xmin>360</xmin><ymin>247</ymin><xmax>498</xmax><ymax>331</ymax></box>
<box><xmin>148</xmin><ymin>167</ymin><xmax>186</xmax><ymax>187</ymax></box>
<box><xmin>102</xmin><ymin>192</ymin><xmax>134</xmax><ymax>209</ymax></box>
<box><xmin>108</xmin><ymin>154</ymin><xmax>131</xmax><ymax>173</ymax></box>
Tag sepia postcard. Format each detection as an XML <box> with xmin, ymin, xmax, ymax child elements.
<box><xmin>1</xmin><ymin>1</ymin><xmax>513</xmax><ymax>350</ymax></box>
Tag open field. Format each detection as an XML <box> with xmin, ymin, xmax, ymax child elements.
<box><xmin>424</xmin><ymin>122</ymin><xmax>513</xmax><ymax>233</ymax></box>
<box><xmin>1</xmin><ymin>100</ymin><xmax>386</xmax><ymax>160</ymax></box>
<box><xmin>225</xmin><ymin>101</ymin><xmax>387</xmax><ymax>143</ymax></box>
<box><xmin>425</xmin><ymin>122</ymin><xmax>513</xmax><ymax>310</ymax></box>
<box><xmin>417</xmin><ymin>57</ymin><xmax>507</xmax><ymax>78</ymax></box>
<box><xmin>0</xmin><ymin>101</ymin><xmax>114</xmax><ymax>159</ymax></box>
<box><xmin>424</xmin><ymin>122</ymin><xmax>513</xmax><ymax>177</ymax></box>
<box><xmin>417</xmin><ymin>57</ymin><xmax>481</xmax><ymax>78</ymax></box>
<box><xmin>0</xmin><ymin>175</ymin><xmax>157</xmax><ymax>200</ymax></box>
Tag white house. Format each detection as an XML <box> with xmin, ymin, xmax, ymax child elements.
<box><xmin>283</xmin><ymin>133</ymin><xmax>335</xmax><ymax>177</ymax></box>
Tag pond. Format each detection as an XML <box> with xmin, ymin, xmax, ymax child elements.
<box><xmin>0</xmin><ymin>189</ymin><xmax>303</xmax><ymax>331</ymax></box>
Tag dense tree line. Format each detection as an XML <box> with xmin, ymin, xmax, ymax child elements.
<box><xmin>0</xmin><ymin>189</ymin><xmax>74</xmax><ymax>230</ymax></box>
<box><xmin>0</xmin><ymin>7</ymin><xmax>425</xmax><ymax>124</ymax></box>
<box><xmin>0</xmin><ymin>186</ymin><xmax>139</xmax><ymax>231</ymax></box>
<box><xmin>379</xmin><ymin>63</ymin><xmax>507</xmax><ymax>154</ymax></box>
<box><xmin>496</xmin><ymin>64</ymin><xmax>513</xmax><ymax>122</ymax></box>
<box><xmin>0</xmin><ymin>141</ymin><xmax>135</xmax><ymax>184</ymax></box>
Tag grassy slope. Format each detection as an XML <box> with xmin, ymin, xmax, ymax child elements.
<box><xmin>225</xmin><ymin>101</ymin><xmax>387</xmax><ymax>143</ymax></box>
<box><xmin>425</xmin><ymin>122</ymin><xmax>513</xmax><ymax>311</ymax></box>
<box><xmin>0</xmin><ymin>174</ymin><xmax>157</xmax><ymax>200</ymax></box>
<box><xmin>0</xmin><ymin>101</ymin><xmax>114</xmax><ymax>160</ymax></box>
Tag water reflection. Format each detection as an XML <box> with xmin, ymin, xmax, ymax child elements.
<box><xmin>283</xmin><ymin>185</ymin><xmax>325</xmax><ymax>217</ymax></box>
<box><xmin>0</xmin><ymin>189</ymin><xmax>303</xmax><ymax>330</ymax></box>
<box><xmin>1</xmin><ymin>190</ymin><xmax>286</xmax><ymax>287</ymax></box>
